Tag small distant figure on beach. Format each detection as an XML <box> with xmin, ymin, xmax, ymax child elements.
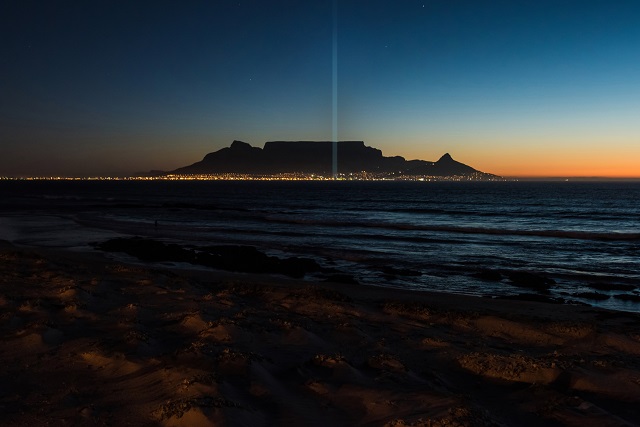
<box><xmin>154</xmin><ymin>220</ymin><xmax>158</xmax><ymax>229</ymax></box>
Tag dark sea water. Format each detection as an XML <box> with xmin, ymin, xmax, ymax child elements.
<box><xmin>1</xmin><ymin>180</ymin><xmax>639</xmax><ymax>312</ymax></box>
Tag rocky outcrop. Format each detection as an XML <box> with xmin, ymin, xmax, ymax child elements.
<box><xmin>97</xmin><ymin>237</ymin><xmax>323</xmax><ymax>279</ymax></box>
<box><xmin>507</xmin><ymin>271</ymin><xmax>556</xmax><ymax>292</ymax></box>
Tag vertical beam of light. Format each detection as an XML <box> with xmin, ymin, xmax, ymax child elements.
<box><xmin>332</xmin><ymin>0</ymin><xmax>338</xmax><ymax>178</ymax></box>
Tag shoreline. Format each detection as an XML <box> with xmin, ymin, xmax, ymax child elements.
<box><xmin>1</xmin><ymin>241</ymin><xmax>639</xmax><ymax>426</ymax></box>
<box><xmin>2</xmin><ymin>181</ymin><xmax>639</xmax><ymax>314</ymax></box>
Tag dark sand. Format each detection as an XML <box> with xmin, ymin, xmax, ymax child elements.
<box><xmin>1</xmin><ymin>241</ymin><xmax>639</xmax><ymax>426</ymax></box>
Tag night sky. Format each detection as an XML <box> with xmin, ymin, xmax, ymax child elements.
<box><xmin>2</xmin><ymin>0</ymin><xmax>639</xmax><ymax>177</ymax></box>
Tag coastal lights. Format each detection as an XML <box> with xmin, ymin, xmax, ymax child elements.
<box><xmin>1</xmin><ymin>173</ymin><xmax>507</xmax><ymax>182</ymax></box>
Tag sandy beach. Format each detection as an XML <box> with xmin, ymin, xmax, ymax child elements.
<box><xmin>1</xmin><ymin>241</ymin><xmax>639</xmax><ymax>426</ymax></box>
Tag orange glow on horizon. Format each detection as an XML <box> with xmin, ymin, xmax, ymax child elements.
<box><xmin>397</xmin><ymin>141</ymin><xmax>640</xmax><ymax>179</ymax></box>
<box><xmin>480</xmin><ymin>162</ymin><xmax>640</xmax><ymax>179</ymax></box>
<box><xmin>496</xmin><ymin>169</ymin><xmax>640</xmax><ymax>179</ymax></box>
<box><xmin>485</xmin><ymin>154</ymin><xmax>640</xmax><ymax>178</ymax></box>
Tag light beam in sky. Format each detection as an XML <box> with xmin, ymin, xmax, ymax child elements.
<box><xmin>332</xmin><ymin>0</ymin><xmax>338</xmax><ymax>178</ymax></box>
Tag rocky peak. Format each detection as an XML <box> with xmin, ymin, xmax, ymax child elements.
<box><xmin>437</xmin><ymin>153</ymin><xmax>454</xmax><ymax>162</ymax></box>
<box><xmin>230</xmin><ymin>140</ymin><xmax>254</xmax><ymax>150</ymax></box>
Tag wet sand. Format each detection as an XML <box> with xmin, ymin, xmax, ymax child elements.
<box><xmin>1</xmin><ymin>241</ymin><xmax>639</xmax><ymax>426</ymax></box>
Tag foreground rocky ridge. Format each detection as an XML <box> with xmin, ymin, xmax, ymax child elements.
<box><xmin>97</xmin><ymin>237</ymin><xmax>356</xmax><ymax>284</ymax></box>
<box><xmin>170</xmin><ymin>140</ymin><xmax>496</xmax><ymax>177</ymax></box>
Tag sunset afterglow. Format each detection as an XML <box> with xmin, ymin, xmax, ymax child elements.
<box><xmin>2</xmin><ymin>1</ymin><xmax>639</xmax><ymax>178</ymax></box>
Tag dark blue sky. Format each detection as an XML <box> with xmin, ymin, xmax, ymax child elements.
<box><xmin>2</xmin><ymin>0</ymin><xmax>639</xmax><ymax>176</ymax></box>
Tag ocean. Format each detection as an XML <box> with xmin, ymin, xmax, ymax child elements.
<box><xmin>1</xmin><ymin>180</ymin><xmax>639</xmax><ymax>312</ymax></box>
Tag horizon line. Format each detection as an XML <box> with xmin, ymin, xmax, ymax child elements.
<box><xmin>3</xmin><ymin>174</ymin><xmax>640</xmax><ymax>181</ymax></box>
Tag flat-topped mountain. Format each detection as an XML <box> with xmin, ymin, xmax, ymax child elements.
<box><xmin>170</xmin><ymin>140</ymin><xmax>495</xmax><ymax>177</ymax></box>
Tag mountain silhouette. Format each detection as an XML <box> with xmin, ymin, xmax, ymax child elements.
<box><xmin>170</xmin><ymin>140</ymin><xmax>495</xmax><ymax>177</ymax></box>
<box><xmin>405</xmin><ymin>153</ymin><xmax>481</xmax><ymax>176</ymax></box>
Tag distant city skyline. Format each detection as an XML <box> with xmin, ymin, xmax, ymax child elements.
<box><xmin>2</xmin><ymin>1</ymin><xmax>639</xmax><ymax>178</ymax></box>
